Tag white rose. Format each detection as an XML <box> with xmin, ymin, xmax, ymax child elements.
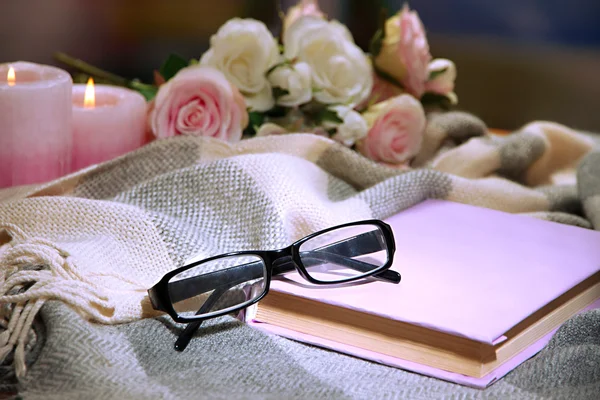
<box><xmin>200</xmin><ymin>18</ymin><xmax>279</xmax><ymax>112</ymax></box>
<box><xmin>282</xmin><ymin>0</ymin><xmax>326</xmax><ymax>36</ymax></box>
<box><xmin>328</xmin><ymin>105</ymin><xmax>368</xmax><ymax>147</ymax></box>
<box><xmin>425</xmin><ymin>58</ymin><xmax>457</xmax><ymax>97</ymax></box>
<box><xmin>283</xmin><ymin>16</ymin><xmax>372</xmax><ymax>107</ymax></box>
<box><xmin>256</xmin><ymin>122</ymin><xmax>288</xmax><ymax>137</ymax></box>
<box><xmin>284</xmin><ymin>17</ymin><xmax>353</xmax><ymax>59</ymax></box>
<box><xmin>268</xmin><ymin>62</ymin><xmax>312</xmax><ymax>107</ymax></box>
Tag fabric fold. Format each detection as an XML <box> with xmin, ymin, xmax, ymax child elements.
<box><xmin>0</xmin><ymin>115</ymin><xmax>598</xmax><ymax>398</ymax></box>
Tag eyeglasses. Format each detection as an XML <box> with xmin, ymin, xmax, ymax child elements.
<box><xmin>148</xmin><ymin>219</ymin><xmax>400</xmax><ymax>351</ymax></box>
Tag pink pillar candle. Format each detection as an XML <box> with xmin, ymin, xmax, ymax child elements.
<box><xmin>71</xmin><ymin>83</ymin><xmax>148</xmax><ymax>171</ymax></box>
<box><xmin>0</xmin><ymin>61</ymin><xmax>73</xmax><ymax>189</ymax></box>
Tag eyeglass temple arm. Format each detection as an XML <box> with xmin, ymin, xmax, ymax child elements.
<box><xmin>174</xmin><ymin>285</ymin><xmax>228</xmax><ymax>352</ymax></box>
<box><xmin>174</xmin><ymin>261</ymin><xmax>266</xmax><ymax>351</ymax></box>
<box><xmin>168</xmin><ymin>230</ymin><xmax>398</xmax><ymax>304</ymax></box>
<box><xmin>283</xmin><ymin>230</ymin><xmax>399</xmax><ymax>283</ymax></box>
<box><xmin>313</xmin><ymin>230</ymin><xmax>399</xmax><ymax>282</ymax></box>
<box><xmin>268</xmin><ymin>228</ymin><xmax>398</xmax><ymax>283</ymax></box>
<box><xmin>276</xmin><ymin>252</ymin><xmax>400</xmax><ymax>284</ymax></box>
<box><xmin>169</xmin><ymin>231</ymin><xmax>398</xmax><ymax>305</ymax></box>
<box><xmin>170</xmin><ymin>232</ymin><xmax>399</xmax><ymax>351</ymax></box>
<box><xmin>168</xmin><ymin>230</ymin><xmax>396</xmax><ymax>304</ymax></box>
<box><xmin>169</xmin><ymin>261</ymin><xmax>264</xmax><ymax>304</ymax></box>
<box><xmin>173</xmin><ymin>246</ymin><xmax>400</xmax><ymax>351</ymax></box>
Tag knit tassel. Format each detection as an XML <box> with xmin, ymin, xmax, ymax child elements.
<box><xmin>0</xmin><ymin>224</ymin><xmax>115</xmax><ymax>379</ymax></box>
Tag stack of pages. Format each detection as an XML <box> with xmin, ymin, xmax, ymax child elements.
<box><xmin>247</xmin><ymin>200</ymin><xmax>600</xmax><ymax>388</ymax></box>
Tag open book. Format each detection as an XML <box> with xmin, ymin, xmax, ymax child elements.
<box><xmin>246</xmin><ymin>200</ymin><xmax>600</xmax><ymax>388</ymax></box>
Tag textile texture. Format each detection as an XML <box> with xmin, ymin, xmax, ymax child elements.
<box><xmin>1</xmin><ymin>113</ymin><xmax>599</xmax><ymax>399</ymax></box>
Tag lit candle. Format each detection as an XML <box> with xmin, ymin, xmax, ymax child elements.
<box><xmin>71</xmin><ymin>79</ymin><xmax>148</xmax><ymax>171</ymax></box>
<box><xmin>0</xmin><ymin>61</ymin><xmax>72</xmax><ymax>189</ymax></box>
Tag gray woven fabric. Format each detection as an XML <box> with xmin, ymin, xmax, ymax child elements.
<box><xmin>2</xmin><ymin>115</ymin><xmax>600</xmax><ymax>399</ymax></box>
<box><xmin>13</xmin><ymin>302</ymin><xmax>600</xmax><ymax>400</ymax></box>
<box><xmin>579</xmin><ymin>151</ymin><xmax>600</xmax><ymax>229</ymax></box>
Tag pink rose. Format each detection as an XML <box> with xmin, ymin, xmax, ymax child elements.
<box><xmin>150</xmin><ymin>65</ymin><xmax>248</xmax><ymax>140</ymax></box>
<box><xmin>357</xmin><ymin>94</ymin><xmax>426</xmax><ymax>164</ymax></box>
<box><xmin>283</xmin><ymin>0</ymin><xmax>326</xmax><ymax>35</ymax></box>
<box><xmin>357</xmin><ymin>72</ymin><xmax>404</xmax><ymax>110</ymax></box>
<box><xmin>374</xmin><ymin>5</ymin><xmax>432</xmax><ymax>98</ymax></box>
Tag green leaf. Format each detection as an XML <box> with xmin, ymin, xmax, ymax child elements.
<box><xmin>272</xmin><ymin>87</ymin><xmax>290</xmax><ymax>99</ymax></box>
<box><xmin>369</xmin><ymin>29</ymin><xmax>384</xmax><ymax>58</ymax></box>
<box><xmin>129</xmin><ymin>81</ymin><xmax>159</xmax><ymax>101</ymax></box>
<box><xmin>428</xmin><ymin>67</ymin><xmax>448</xmax><ymax>81</ymax></box>
<box><xmin>420</xmin><ymin>92</ymin><xmax>453</xmax><ymax>111</ymax></box>
<box><xmin>318</xmin><ymin>109</ymin><xmax>343</xmax><ymax>125</ymax></box>
<box><xmin>248</xmin><ymin>111</ymin><xmax>265</xmax><ymax>129</ymax></box>
<box><xmin>159</xmin><ymin>53</ymin><xmax>189</xmax><ymax>81</ymax></box>
<box><xmin>266</xmin><ymin>63</ymin><xmax>281</xmax><ymax>76</ymax></box>
<box><xmin>374</xmin><ymin>65</ymin><xmax>404</xmax><ymax>89</ymax></box>
<box><xmin>368</xmin><ymin>8</ymin><xmax>388</xmax><ymax>57</ymax></box>
<box><xmin>265</xmin><ymin>106</ymin><xmax>287</xmax><ymax>118</ymax></box>
<box><xmin>189</xmin><ymin>58</ymin><xmax>199</xmax><ymax>65</ymax></box>
<box><xmin>137</xmin><ymin>86</ymin><xmax>159</xmax><ymax>102</ymax></box>
<box><xmin>380</xmin><ymin>7</ymin><xmax>389</xmax><ymax>37</ymax></box>
<box><xmin>243</xmin><ymin>111</ymin><xmax>265</xmax><ymax>137</ymax></box>
<box><xmin>266</xmin><ymin>59</ymin><xmax>294</xmax><ymax>76</ymax></box>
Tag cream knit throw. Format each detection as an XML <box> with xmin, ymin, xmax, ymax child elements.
<box><xmin>0</xmin><ymin>112</ymin><xmax>598</xmax><ymax>386</ymax></box>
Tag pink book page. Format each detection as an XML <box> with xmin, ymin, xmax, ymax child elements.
<box><xmin>267</xmin><ymin>199</ymin><xmax>600</xmax><ymax>344</ymax></box>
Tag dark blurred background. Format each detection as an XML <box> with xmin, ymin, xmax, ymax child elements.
<box><xmin>1</xmin><ymin>0</ymin><xmax>599</xmax><ymax>132</ymax></box>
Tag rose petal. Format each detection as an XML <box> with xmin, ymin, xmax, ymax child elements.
<box><xmin>150</xmin><ymin>65</ymin><xmax>246</xmax><ymax>142</ymax></box>
<box><xmin>359</xmin><ymin>94</ymin><xmax>425</xmax><ymax>164</ymax></box>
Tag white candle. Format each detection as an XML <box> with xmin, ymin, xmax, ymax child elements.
<box><xmin>71</xmin><ymin>79</ymin><xmax>148</xmax><ymax>171</ymax></box>
<box><xmin>0</xmin><ymin>61</ymin><xmax>72</xmax><ymax>189</ymax></box>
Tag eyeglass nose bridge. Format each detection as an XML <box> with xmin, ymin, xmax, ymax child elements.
<box><xmin>270</xmin><ymin>248</ymin><xmax>301</xmax><ymax>277</ymax></box>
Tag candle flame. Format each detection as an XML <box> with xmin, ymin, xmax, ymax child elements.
<box><xmin>7</xmin><ymin>67</ymin><xmax>15</xmax><ymax>86</ymax></box>
<box><xmin>84</xmin><ymin>77</ymin><xmax>95</xmax><ymax>109</ymax></box>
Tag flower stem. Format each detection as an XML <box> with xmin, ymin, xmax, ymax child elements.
<box><xmin>54</xmin><ymin>52</ymin><xmax>159</xmax><ymax>101</ymax></box>
<box><xmin>54</xmin><ymin>52</ymin><xmax>130</xmax><ymax>87</ymax></box>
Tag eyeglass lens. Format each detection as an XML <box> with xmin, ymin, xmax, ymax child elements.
<box><xmin>166</xmin><ymin>223</ymin><xmax>388</xmax><ymax>320</ymax></box>
<box><xmin>299</xmin><ymin>224</ymin><xmax>389</xmax><ymax>283</ymax></box>
<box><xmin>167</xmin><ymin>254</ymin><xmax>267</xmax><ymax>320</ymax></box>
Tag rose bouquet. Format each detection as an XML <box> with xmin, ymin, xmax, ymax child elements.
<box><xmin>58</xmin><ymin>0</ymin><xmax>458</xmax><ymax>166</ymax></box>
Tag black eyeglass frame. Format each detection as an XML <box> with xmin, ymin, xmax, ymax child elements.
<box><xmin>148</xmin><ymin>219</ymin><xmax>398</xmax><ymax>325</ymax></box>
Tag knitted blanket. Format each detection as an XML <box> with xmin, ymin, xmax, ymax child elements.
<box><xmin>1</xmin><ymin>112</ymin><xmax>599</xmax><ymax>399</ymax></box>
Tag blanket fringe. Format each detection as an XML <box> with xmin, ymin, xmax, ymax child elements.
<box><xmin>0</xmin><ymin>224</ymin><xmax>114</xmax><ymax>379</ymax></box>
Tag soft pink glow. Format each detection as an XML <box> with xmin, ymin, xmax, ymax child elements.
<box><xmin>0</xmin><ymin>61</ymin><xmax>72</xmax><ymax>189</ymax></box>
<box><xmin>71</xmin><ymin>83</ymin><xmax>148</xmax><ymax>171</ymax></box>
